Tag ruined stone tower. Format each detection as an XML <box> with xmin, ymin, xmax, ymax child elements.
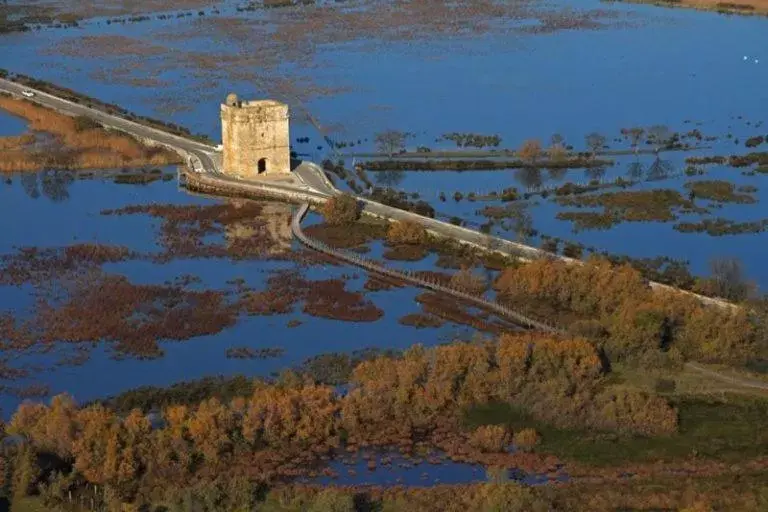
<box><xmin>220</xmin><ymin>93</ymin><xmax>290</xmax><ymax>177</ymax></box>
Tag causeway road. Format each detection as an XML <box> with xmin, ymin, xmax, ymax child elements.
<box><xmin>0</xmin><ymin>77</ymin><xmax>735</xmax><ymax>309</ymax></box>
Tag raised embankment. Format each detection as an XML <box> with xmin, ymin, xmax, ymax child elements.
<box><xmin>0</xmin><ymin>77</ymin><xmax>735</xmax><ymax>312</ymax></box>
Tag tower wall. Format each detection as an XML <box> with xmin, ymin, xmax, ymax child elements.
<box><xmin>220</xmin><ymin>99</ymin><xmax>290</xmax><ymax>177</ymax></box>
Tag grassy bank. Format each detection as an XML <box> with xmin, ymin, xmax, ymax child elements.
<box><xmin>464</xmin><ymin>394</ymin><xmax>768</xmax><ymax>466</ymax></box>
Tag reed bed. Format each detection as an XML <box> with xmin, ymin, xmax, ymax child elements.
<box><xmin>0</xmin><ymin>96</ymin><xmax>180</xmax><ymax>172</ymax></box>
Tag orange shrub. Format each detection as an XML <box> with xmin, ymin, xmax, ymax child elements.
<box><xmin>513</xmin><ymin>428</ymin><xmax>540</xmax><ymax>452</ymax></box>
<box><xmin>468</xmin><ymin>425</ymin><xmax>510</xmax><ymax>453</ymax></box>
<box><xmin>386</xmin><ymin>220</ymin><xmax>428</xmax><ymax>245</ymax></box>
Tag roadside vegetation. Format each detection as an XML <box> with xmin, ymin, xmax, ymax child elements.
<box><xmin>495</xmin><ymin>255</ymin><xmax>760</xmax><ymax>364</ymax></box>
<box><xmin>0</xmin><ymin>95</ymin><xmax>179</xmax><ymax>172</ymax></box>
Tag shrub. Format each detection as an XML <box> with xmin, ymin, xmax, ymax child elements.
<box><xmin>562</xmin><ymin>242</ymin><xmax>583</xmax><ymax>259</ymax></box>
<box><xmin>387</xmin><ymin>220</ymin><xmax>427</xmax><ymax>245</ymax></box>
<box><xmin>596</xmin><ymin>389</ymin><xmax>678</xmax><ymax>436</ymax></box>
<box><xmin>73</xmin><ymin>116</ymin><xmax>101</xmax><ymax>132</ymax></box>
<box><xmin>472</xmin><ymin>483</ymin><xmax>550</xmax><ymax>512</ymax></box>
<box><xmin>469</xmin><ymin>425</ymin><xmax>510</xmax><ymax>453</ymax></box>
<box><xmin>655</xmin><ymin>378</ymin><xmax>677</xmax><ymax>393</ymax></box>
<box><xmin>309</xmin><ymin>489</ymin><xmax>356</xmax><ymax>512</ymax></box>
<box><xmin>549</xmin><ymin>144</ymin><xmax>568</xmax><ymax>163</ymax></box>
<box><xmin>513</xmin><ymin>428</ymin><xmax>540</xmax><ymax>452</ymax></box>
<box><xmin>450</xmin><ymin>268</ymin><xmax>487</xmax><ymax>295</ymax></box>
<box><xmin>321</xmin><ymin>194</ymin><xmax>359</xmax><ymax>225</ymax></box>
<box><xmin>518</xmin><ymin>139</ymin><xmax>542</xmax><ymax>164</ymax></box>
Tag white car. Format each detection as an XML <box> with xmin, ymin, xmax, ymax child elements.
<box><xmin>21</xmin><ymin>90</ymin><xmax>35</xmax><ymax>98</ymax></box>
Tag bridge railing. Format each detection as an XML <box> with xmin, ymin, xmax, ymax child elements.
<box><xmin>291</xmin><ymin>203</ymin><xmax>562</xmax><ymax>333</ymax></box>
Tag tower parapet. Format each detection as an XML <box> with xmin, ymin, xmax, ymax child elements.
<box><xmin>220</xmin><ymin>95</ymin><xmax>290</xmax><ymax>177</ymax></box>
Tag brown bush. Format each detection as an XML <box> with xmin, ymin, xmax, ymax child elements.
<box><xmin>549</xmin><ymin>143</ymin><xmax>568</xmax><ymax>163</ymax></box>
<box><xmin>321</xmin><ymin>194</ymin><xmax>359</xmax><ymax>226</ymax></box>
<box><xmin>518</xmin><ymin>139</ymin><xmax>542</xmax><ymax>164</ymax></box>
<box><xmin>512</xmin><ymin>428</ymin><xmax>540</xmax><ymax>452</ymax></box>
<box><xmin>468</xmin><ymin>425</ymin><xmax>511</xmax><ymax>453</ymax></box>
<box><xmin>449</xmin><ymin>267</ymin><xmax>488</xmax><ymax>295</ymax></box>
<box><xmin>386</xmin><ymin>220</ymin><xmax>428</xmax><ymax>245</ymax></box>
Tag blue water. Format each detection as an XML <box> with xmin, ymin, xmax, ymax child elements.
<box><xmin>301</xmin><ymin>449</ymin><xmax>562</xmax><ymax>486</ymax></box>
<box><xmin>0</xmin><ymin>166</ymin><xmax>490</xmax><ymax>415</ymax></box>
<box><xmin>0</xmin><ymin>110</ymin><xmax>26</xmax><ymax>136</ymax></box>
<box><xmin>1</xmin><ymin>0</ymin><xmax>768</xmax><ymax>410</ymax></box>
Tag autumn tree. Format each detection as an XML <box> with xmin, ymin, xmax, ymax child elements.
<box><xmin>450</xmin><ymin>267</ymin><xmax>488</xmax><ymax>295</ymax></box>
<box><xmin>321</xmin><ymin>194</ymin><xmax>359</xmax><ymax>225</ymax></box>
<box><xmin>512</xmin><ymin>428</ymin><xmax>540</xmax><ymax>452</ymax></box>
<box><xmin>518</xmin><ymin>139</ymin><xmax>542</xmax><ymax>165</ymax></box>
<box><xmin>548</xmin><ymin>143</ymin><xmax>568</xmax><ymax>164</ymax></box>
<box><xmin>469</xmin><ymin>425</ymin><xmax>510</xmax><ymax>453</ymax></box>
<box><xmin>375</xmin><ymin>130</ymin><xmax>407</xmax><ymax>157</ymax></box>
<box><xmin>11</xmin><ymin>445</ymin><xmax>40</xmax><ymax>500</ymax></box>
<box><xmin>386</xmin><ymin>220</ymin><xmax>428</xmax><ymax>245</ymax></box>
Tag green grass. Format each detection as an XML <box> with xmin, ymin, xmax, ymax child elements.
<box><xmin>463</xmin><ymin>396</ymin><xmax>768</xmax><ymax>466</ymax></box>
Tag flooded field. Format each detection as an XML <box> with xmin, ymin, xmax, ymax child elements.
<box><xmin>0</xmin><ymin>167</ymin><xmax>500</xmax><ymax>415</ymax></box>
<box><xmin>2</xmin><ymin>0</ymin><xmax>766</xmax><ymax>286</ymax></box>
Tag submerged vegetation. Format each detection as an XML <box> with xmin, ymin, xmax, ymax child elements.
<box><xmin>556</xmin><ymin>189</ymin><xmax>703</xmax><ymax>230</ymax></box>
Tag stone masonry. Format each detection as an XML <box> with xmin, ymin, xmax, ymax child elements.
<box><xmin>220</xmin><ymin>93</ymin><xmax>290</xmax><ymax>177</ymax></box>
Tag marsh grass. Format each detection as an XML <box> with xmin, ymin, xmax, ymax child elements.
<box><xmin>685</xmin><ymin>180</ymin><xmax>757</xmax><ymax>203</ymax></box>
<box><xmin>556</xmin><ymin>189</ymin><xmax>705</xmax><ymax>230</ymax></box>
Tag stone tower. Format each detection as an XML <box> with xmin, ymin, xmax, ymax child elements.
<box><xmin>220</xmin><ymin>93</ymin><xmax>290</xmax><ymax>177</ymax></box>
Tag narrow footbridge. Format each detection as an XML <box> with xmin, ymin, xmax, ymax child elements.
<box><xmin>291</xmin><ymin>203</ymin><xmax>559</xmax><ymax>332</ymax></box>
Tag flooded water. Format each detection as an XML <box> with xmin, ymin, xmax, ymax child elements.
<box><xmin>300</xmin><ymin>449</ymin><xmax>562</xmax><ymax>486</ymax></box>
<box><xmin>1</xmin><ymin>0</ymin><xmax>768</xmax><ymax>489</ymax></box>
<box><xmin>2</xmin><ymin>0</ymin><xmax>766</xmax><ymax>291</ymax></box>
<box><xmin>0</xmin><ymin>110</ymin><xmax>26</xmax><ymax>136</ymax></box>
<box><xmin>0</xmin><ymin>165</ymin><xmax>491</xmax><ymax>415</ymax></box>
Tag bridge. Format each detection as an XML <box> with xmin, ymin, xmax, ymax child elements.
<box><xmin>0</xmin><ymin>77</ymin><xmax>735</xmax><ymax>329</ymax></box>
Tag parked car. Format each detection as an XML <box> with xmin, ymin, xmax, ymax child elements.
<box><xmin>21</xmin><ymin>90</ymin><xmax>35</xmax><ymax>98</ymax></box>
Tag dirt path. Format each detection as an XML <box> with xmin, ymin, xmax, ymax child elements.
<box><xmin>685</xmin><ymin>362</ymin><xmax>768</xmax><ymax>391</ymax></box>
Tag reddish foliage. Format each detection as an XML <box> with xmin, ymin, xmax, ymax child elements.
<box><xmin>29</xmin><ymin>274</ymin><xmax>238</xmax><ymax>359</ymax></box>
<box><xmin>240</xmin><ymin>271</ymin><xmax>383</xmax><ymax>323</ymax></box>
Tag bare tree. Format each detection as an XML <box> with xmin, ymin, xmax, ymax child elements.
<box><xmin>550</xmin><ymin>133</ymin><xmax>565</xmax><ymax>147</ymax></box>
<box><xmin>626</xmin><ymin>160</ymin><xmax>645</xmax><ymax>181</ymax></box>
<box><xmin>375</xmin><ymin>130</ymin><xmax>407</xmax><ymax>157</ymax></box>
<box><xmin>647</xmin><ymin>125</ymin><xmax>672</xmax><ymax>154</ymax></box>
<box><xmin>625</xmin><ymin>127</ymin><xmax>645</xmax><ymax>155</ymax></box>
<box><xmin>585</xmin><ymin>132</ymin><xmax>606</xmax><ymax>158</ymax></box>
<box><xmin>707</xmin><ymin>258</ymin><xmax>755</xmax><ymax>301</ymax></box>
